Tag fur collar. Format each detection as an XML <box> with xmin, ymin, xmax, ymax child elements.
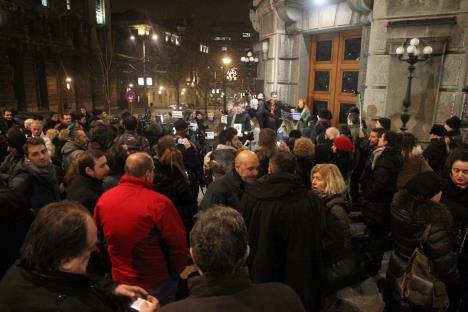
<box><xmin>393</xmin><ymin>189</ymin><xmax>452</xmax><ymax>228</ymax></box>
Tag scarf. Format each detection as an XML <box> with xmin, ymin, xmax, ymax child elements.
<box><xmin>371</xmin><ymin>146</ymin><xmax>385</xmax><ymax>170</ymax></box>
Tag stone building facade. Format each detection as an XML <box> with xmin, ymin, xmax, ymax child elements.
<box><xmin>250</xmin><ymin>0</ymin><xmax>468</xmax><ymax>139</ymax></box>
<box><xmin>0</xmin><ymin>0</ymin><xmax>113</xmax><ymax>114</ymax></box>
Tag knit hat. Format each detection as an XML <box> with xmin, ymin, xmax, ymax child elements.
<box><xmin>173</xmin><ymin>119</ymin><xmax>188</xmax><ymax>132</ymax></box>
<box><xmin>318</xmin><ymin>109</ymin><xmax>332</xmax><ymax>120</ymax></box>
<box><xmin>405</xmin><ymin>172</ymin><xmax>446</xmax><ymax>200</ymax></box>
<box><xmin>7</xmin><ymin>130</ymin><xmax>27</xmax><ymax>151</ymax></box>
<box><xmin>377</xmin><ymin>117</ymin><xmax>391</xmax><ymax>131</ymax></box>
<box><xmin>333</xmin><ymin>136</ymin><xmax>353</xmax><ymax>153</ymax></box>
<box><xmin>445</xmin><ymin>116</ymin><xmax>461</xmax><ymax>130</ymax></box>
<box><xmin>429</xmin><ymin>124</ymin><xmax>447</xmax><ymax>137</ymax></box>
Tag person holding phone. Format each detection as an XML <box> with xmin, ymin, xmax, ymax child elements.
<box><xmin>0</xmin><ymin>201</ymin><xmax>159</xmax><ymax>312</ymax></box>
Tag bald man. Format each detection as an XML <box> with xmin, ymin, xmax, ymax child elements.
<box><xmin>200</xmin><ymin>150</ymin><xmax>259</xmax><ymax>211</ymax></box>
<box><xmin>94</xmin><ymin>152</ymin><xmax>187</xmax><ymax>304</ymax></box>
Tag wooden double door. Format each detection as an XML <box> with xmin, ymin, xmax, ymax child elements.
<box><xmin>307</xmin><ymin>29</ymin><xmax>362</xmax><ymax>125</ymax></box>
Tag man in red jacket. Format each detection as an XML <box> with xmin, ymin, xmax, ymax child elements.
<box><xmin>94</xmin><ymin>152</ymin><xmax>187</xmax><ymax>306</ymax></box>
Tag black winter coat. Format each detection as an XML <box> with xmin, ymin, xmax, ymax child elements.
<box><xmin>241</xmin><ymin>172</ymin><xmax>344</xmax><ymax>312</ymax></box>
<box><xmin>331</xmin><ymin>151</ymin><xmax>352</xmax><ymax>179</ymax></box>
<box><xmin>9</xmin><ymin>160</ymin><xmax>61</xmax><ymax>212</ymax></box>
<box><xmin>199</xmin><ymin>169</ymin><xmax>245</xmax><ymax>211</ymax></box>
<box><xmin>361</xmin><ymin>147</ymin><xmax>402</xmax><ymax>203</ymax></box>
<box><xmin>386</xmin><ymin>190</ymin><xmax>459</xmax><ymax>303</ymax></box>
<box><xmin>66</xmin><ymin>174</ymin><xmax>104</xmax><ymax>214</ymax></box>
<box><xmin>423</xmin><ymin>138</ymin><xmax>447</xmax><ymax>174</ymax></box>
<box><xmin>315</xmin><ymin>140</ymin><xmax>333</xmax><ymax>164</ymax></box>
<box><xmin>296</xmin><ymin>156</ymin><xmax>315</xmax><ymax>189</ymax></box>
<box><xmin>154</xmin><ymin>159</ymin><xmax>197</xmax><ymax>235</ymax></box>
<box><xmin>0</xmin><ymin>263</ymin><xmax>125</xmax><ymax>312</ymax></box>
<box><xmin>441</xmin><ymin>179</ymin><xmax>468</xmax><ymax>274</ymax></box>
<box><xmin>0</xmin><ymin>189</ymin><xmax>33</xmax><ymax>278</ymax></box>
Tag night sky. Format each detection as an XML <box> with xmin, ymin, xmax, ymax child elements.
<box><xmin>111</xmin><ymin>0</ymin><xmax>253</xmax><ymax>25</ymax></box>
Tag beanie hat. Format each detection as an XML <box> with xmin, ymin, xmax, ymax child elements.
<box><xmin>429</xmin><ymin>124</ymin><xmax>447</xmax><ymax>137</ymax></box>
<box><xmin>318</xmin><ymin>109</ymin><xmax>332</xmax><ymax>120</ymax></box>
<box><xmin>377</xmin><ymin>117</ymin><xmax>391</xmax><ymax>131</ymax></box>
<box><xmin>445</xmin><ymin>116</ymin><xmax>461</xmax><ymax>130</ymax></box>
<box><xmin>333</xmin><ymin>136</ymin><xmax>353</xmax><ymax>153</ymax></box>
<box><xmin>7</xmin><ymin>130</ymin><xmax>27</xmax><ymax>151</ymax></box>
<box><xmin>405</xmin><ymin>172</ymin><xmax>446</xmax><ymax>200</ymax></box>
<box><xmin>174</xmin><ymin>119</ymin><xmax>188</xmax><ymax>132</ymax></box>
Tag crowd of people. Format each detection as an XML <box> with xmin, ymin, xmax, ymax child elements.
<box><xmin>0</xmin><ymin>91</ymin><xmax>466</xmax><ymax>312</ymax></box>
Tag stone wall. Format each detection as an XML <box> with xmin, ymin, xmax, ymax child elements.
<box><xmin>251</xmin><ymin>0</ymin><xmax>467</xmax><ymax>141</ymax></box>
<box><xmin>364</xmin><ymin>0</ymin><xmax>468</xmax><ymax>139</ymax></box>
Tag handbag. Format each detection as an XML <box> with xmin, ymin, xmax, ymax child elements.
<box><xmin>396</xmin><ymin>224</ymin><xmax>449</xmax><ymax>311</ymax></box>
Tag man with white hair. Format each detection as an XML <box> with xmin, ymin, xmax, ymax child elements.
<box><xmin>29</xmin><ymin>120</ymin><xmax>54</xmax><ymax>156</ymax></box>
<box><xmin>249</xmin><ymin>98</ymin><xmax>264</xmax><ymax>129</ymax></box>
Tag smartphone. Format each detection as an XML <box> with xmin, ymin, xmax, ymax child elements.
<box><xmin>130</xmin><ymin>298</ymin><xmax>147</xmax><ymax>311</ymax></box>
<box><xmin>276</xmin><ymin>141</ymin><xmax>281</xmax><ymax>147</ymax></box>
<box><xmin>177</xmin><ymin>138</ymin><xmax>185</xmax><ymax>145</ymax></box>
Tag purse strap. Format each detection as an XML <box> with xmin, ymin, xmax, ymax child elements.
<box><xmin>419</xmin><ymin>224</ymin><xmax>432</xmax><ymax>249</ymax></box>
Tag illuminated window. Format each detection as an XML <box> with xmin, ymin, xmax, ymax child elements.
<box><xmin>66</xmin><ymin>0</ymin><xmax>71</xmax><ymax>10</ymax></box>
<box><xmin>41</xmin><ymin>0</ymin><xmax>48</xmax><ymax>6</ymax></box>
<box><xmin>242</xmin><ymin>32</ymin><xmax>251</xmax><ymax>38</ymax></box>
<box><xmin>96</xmin><ymin>0</ymin><xmax>106</xmax><ymax>25</ymax></box>
<box><xmin>199</xmin><ymin>44</ymin><xmax>209</xmax><ymax>54</ymax></box>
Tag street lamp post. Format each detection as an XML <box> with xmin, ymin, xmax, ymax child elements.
<box><xmin>222</xmin><ymin>56</ymin><xmax>232</xmax><ymax>113</ymax></box>
<box><xmin>395</xmin><ymin>38</ymin><xmax>433</xmax><ymax>132</ymax></box>
<box><xmin>240</xmin><ymin>51</ymin><xmax>259</xmax><ymax>99</ymax></box>
<box><xmin>131</xmin><ymin>24</ymin><xmax>157</xmax><ymax>114</ymax></box>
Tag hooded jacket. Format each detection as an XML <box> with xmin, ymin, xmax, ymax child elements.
<box><xmin>61</xmin><ymin>140</ymin><xmax>87</xmax><ymax>171</ymax></box>
<box><xmin>9</xmin><ymin>160</ymin><xmax>60</xmax><ymax>212</ymax></box>
<box><xmin>241</xmin><ymin>172</ymin><xmax>343</xmax><ymax>312</ymax></box>
<box><xmin>387</xmin><ymin>190</ymin><xmax>459</xmax><ymax>303</ymax></box>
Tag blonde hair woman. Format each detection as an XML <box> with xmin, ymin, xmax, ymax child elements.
<box><xmin>311</xmin><ymin>164</ymin><xmax>351</xmax><ymax>241</ymax></box>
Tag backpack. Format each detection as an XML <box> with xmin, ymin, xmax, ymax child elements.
<box><xmin>396</xmin><ymin>224</ymin><xmax>449</xmax><ymax>311</ymax></box>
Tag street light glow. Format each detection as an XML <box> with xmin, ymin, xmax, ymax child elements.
<box><xmin>152</xmin><ymin>34</ymin><xmax>158</xmax><ymax>41</ymax></box>
<box><xmin>130</xmin><ymin>35</ymin><xmax>135</xmax><ymax>40</ymax></box>
<box><xmin>222</xmin><ymin>56</ymin><xmax>232</xmax><ymax>65</ymax></box>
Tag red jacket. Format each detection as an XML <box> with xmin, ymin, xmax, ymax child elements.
<box><xmin>94</xmin><ymin>175</ymin><xmax>187</xmax><ymax>290</ymax></box>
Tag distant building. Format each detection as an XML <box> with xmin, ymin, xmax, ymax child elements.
<box><xmin>0</xmin><ymin>0</ymin><xmax>114</xmax><ymax>114</ymax></box>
